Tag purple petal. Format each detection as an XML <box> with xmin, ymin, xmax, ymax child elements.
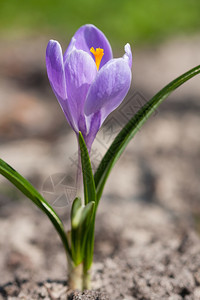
<box><xmin>46</xmin><ymin>40</ymin><xmax>66</xmax><ymax>100</ymax></box>
<box><xmin>64</xmin><ymin>24</ymin><xmax>113</xmax><ymax>69</ymax></box>
<box><xmin>123</xmin><ymin>43</ymin><xmax>132</xmax><ymax>69</ymax></box>
<box><xmin>58</xmin><ymin>97</ymin><xmax>78</xmax><ymax>132</ymax></box>
<box><xmin>65</xmin><ymin>49</ymin><xmax>97</xmax><ymax>111</ymax></box>
<box><xmin>84</xmin><ymin>58</ymin><xmax>132</xmax><ymax>122</ymax></box>
<box><xmin>46</xmin><ymin>40</ymin><xmax>79</xmax><ymax>131</ymax></box>
<box><xmin>85</xmin><ymin>112</ymin><xmax>101</xmax><ymax>152</ymax></box>
<box><xmin>64</xmin><ymin>49</ymin><xmax>97</xmax><ymax>134</ymax></box>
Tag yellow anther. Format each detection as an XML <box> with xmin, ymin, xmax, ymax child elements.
<box><xmin>90</xmin><ymin>47</ymin><xmax>104</xmax><ymax>71</ymax></box>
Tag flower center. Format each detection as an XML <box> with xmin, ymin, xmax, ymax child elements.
<box><xmin>90</xmin><ymin>47</ymin><xmax>104</xmax><ymax>71</ymax></box>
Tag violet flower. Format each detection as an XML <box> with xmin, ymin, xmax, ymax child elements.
<box><xmin>46</xmin><ymin>24</ymin><xmax>132</xmax><ymax>152</ymax></box>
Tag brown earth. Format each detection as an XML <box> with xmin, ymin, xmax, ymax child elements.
<box><xmin>0</xmin><ymin>200</ymin><xmax>200</xmax><ymax>299</ymax></box>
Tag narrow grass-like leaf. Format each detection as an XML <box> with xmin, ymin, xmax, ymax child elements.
<box><xmin>83</xmin><ymin>219</ymin><xmax>95</xmax><ymax>273</ymax></box>
<box><xmin>78</xmin><ymin>132</ymin><xmax>96</xmax><ymax>205</ymax></box>
<box><xmin>0</xmin><ymin>158</ymin><xmax>71</xmax><ymax>258</ymax></box>
<box><xmin>78</xmin><ymin>132</ymin><xmax>97</xmax><ymax>272</ymax></box>
<box><xmin>71</xmin><ymin>201</ymin><xmax>95</xmax><ymax>265</ymax></box>
<box><xmin>71</xmin><ymin>197</ymin><xmax>82</xmax><ymax>223</ymax></box>
<box><xmin>71</xmin><ymin>201</ymin><xmax>94</xmax><ymax>228</ymax></box>
<box><xmin>94</xmin><ymin>65</ymin><xmax>200</xmax><ymax>204</ymax></box>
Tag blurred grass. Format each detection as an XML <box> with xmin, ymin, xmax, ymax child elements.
<box><xmin>0</xmin><ymin>0</ymin><xmax>200</xmax><ymax>46</ymax></box>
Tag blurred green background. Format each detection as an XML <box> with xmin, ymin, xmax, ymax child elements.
<box><xmin>0</xmin><ymin>0</ymin><xmax>200</xmax><ymax>46</ymax></box>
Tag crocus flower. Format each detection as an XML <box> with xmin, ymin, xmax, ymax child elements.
<box><xmin>46</xmin><ymin>24</ymin><xmax>132</xmax><ymax>152</ymax></box>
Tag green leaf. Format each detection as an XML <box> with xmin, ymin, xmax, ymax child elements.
<box><xmin>83</xmin><ymin>219</ymin><xmax>95</xmax><ymax>273</ymax></box>
<box><xmin>94</xmin><ymin>65</ymin><xmax>200</xmax><ymax>204</ymax></box>
<box><xmin>78</xmin><ymin>132</ymin><xmax>96</xmax><ymax>205</ymax></box>
<box><xmin>71</xmin><ymin>196</ymin><xmax>82</xmax><ymax>224</ymax></box>
<box><xmin>78</xmin><ymin>132</ymin><xmax>97</xmax><ymax>271</ymax></box>
<box><xmin>71</xmin><ymin>200</ymin><xmax>95</xmax><ymax>265</ymax></box>
<box><xmin>0</xmin><ymin>158</ymin><xmax>71</xmax><ymax>258</ymax></box>
<box><xmin>71</xmin><ymin>201</ymin><xmax>94</xmax><ymax>229</ymax></box>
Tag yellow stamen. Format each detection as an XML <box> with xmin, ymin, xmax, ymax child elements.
<box><xmin>90</xmin><ymin>47</ymin><xmax>104</xmax><ymax>71</ymax></box>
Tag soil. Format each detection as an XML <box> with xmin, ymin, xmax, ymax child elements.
<box><xmin>0</xmin><ymin>36</ymin><xmax>200</xmax><ymax>299</ymax></box>
<box><xmin>0</xmin><ymin>200</ymin><xmax>200</xmax><ymax>299</ymax></box>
